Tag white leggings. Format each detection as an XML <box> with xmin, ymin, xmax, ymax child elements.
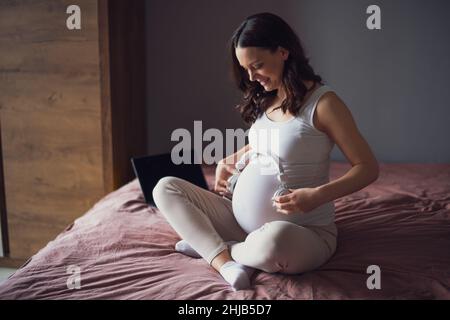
<box><xmin>152</xmin><ymin>176</ymin><xmax>338</xmax><ymax>274</ymax></box>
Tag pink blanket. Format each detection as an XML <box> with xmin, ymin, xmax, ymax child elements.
<box><xmin>0</xmin><ymin>162</ymin><xmax>449</xmax><ymax>299</ymax></box>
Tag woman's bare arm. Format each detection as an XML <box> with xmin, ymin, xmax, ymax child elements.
<box><xmin>219</xmin><ymin>144</ymin><xmax>251</xmax><ymax>166</ymax></box>
<box><xmin>314</xmin><ymin>92</ymin><xmax>380</xmax><ymax>203</ymax></box>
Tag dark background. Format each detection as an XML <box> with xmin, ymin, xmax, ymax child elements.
<box><xmin>146</xmin><ymin>0</ymin><xmax>450</xmax><ymax>163</ymax></box>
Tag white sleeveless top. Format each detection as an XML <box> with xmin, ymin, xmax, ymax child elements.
<box><xmin>231</xmin><ymin>85</ymin><xmax>335</xmax><ymax>232</ymax></box>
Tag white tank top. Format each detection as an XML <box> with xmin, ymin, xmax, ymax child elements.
<box><xmin>232</xmin><ymin>85</ymin><xmax>335</xmax><ymax>232</ymax></box>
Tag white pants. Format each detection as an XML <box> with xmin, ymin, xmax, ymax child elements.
<box><xmin>152</xmin><ymin>176</ymin><xmax>338</xmax><ymax>274</ymax></box>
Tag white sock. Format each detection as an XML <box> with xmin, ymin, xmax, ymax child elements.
<box><xmin>175</xmin><ymin>240</ymin><xmax>239</xmax><ymax>259</ymax></box>
<box><xmin>175</xmin><ymin>239</ymin><xmax>202</xmax><ymax>258</ymax></box>
<box><xmin>219</xmin><ymin>261</ymin><xmax>253</xmax><ymax>291</ymax></box>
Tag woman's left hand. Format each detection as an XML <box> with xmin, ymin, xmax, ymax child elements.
<box><xmin>272</xmin><ymin>187</ymin><xmax>324</xmax><ymax>215</ymax></box>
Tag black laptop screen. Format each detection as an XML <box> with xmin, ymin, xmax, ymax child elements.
<box><xmin>131</xmin><ymin>152</ymin><xmax>209</xmax><ymax>206</ymax></box>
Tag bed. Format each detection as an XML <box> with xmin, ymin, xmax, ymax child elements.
<box><xmin>0</xmin><ymin>161</ymin><xmax>449</xmax><ymax>299</ymax></box>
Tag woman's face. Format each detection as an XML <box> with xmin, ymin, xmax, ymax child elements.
<box><xmin>235</xmin><ymin>46</ymin><xmax>289</xmax><ymax>92</ymax></box>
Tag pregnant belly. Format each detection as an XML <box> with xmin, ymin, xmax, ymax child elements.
<box><xmin>231</xmin><ymin>159</ymin><xmax>301</xmax><ymax>233</ymax></box>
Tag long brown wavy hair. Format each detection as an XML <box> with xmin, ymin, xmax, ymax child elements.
<box><xmin>230</xmin><ymin>12</ymin><xmax>324</xmax><ymax>125</ymax></box>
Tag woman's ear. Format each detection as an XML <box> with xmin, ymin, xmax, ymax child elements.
<box><xmin>278</xmin><ymin>46</ymin><xmax>289</xmax><ymax>61</ymax></box>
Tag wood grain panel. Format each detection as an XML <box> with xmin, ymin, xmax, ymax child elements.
<box><xmin>0</xmin><ymin>0</ymin><xmax>105</xmax><ymax>260</ymax></box>
<box><xmin>0</xmin><ymin>0</ymin><xmax>147</xmax><ymax>263</ymax></box>
<box><xmin>106</xmin><ymin>0</ymin><xmax>147</xmax><ymax>188</ymax></box>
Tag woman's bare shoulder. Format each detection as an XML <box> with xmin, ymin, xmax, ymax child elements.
<box><xmin>313</xmin><ymin>91</ymin><xmax>343</xmax><ymax>133</ymax></box>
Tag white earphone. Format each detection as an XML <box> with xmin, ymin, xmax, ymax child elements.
<box><xmin>226</xmin><ymin>150</ymin><xmax>290</xmax><ymax>199</ymax></box>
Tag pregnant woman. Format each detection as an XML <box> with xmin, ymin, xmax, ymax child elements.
<box><xmin>152</xmin><ymin>12</ymin><xmax>379</xmax><ymax>291</ymax></box>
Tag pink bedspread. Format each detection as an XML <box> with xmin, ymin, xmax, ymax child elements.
<box><xmin>0</xmin><ymin>162</ymin><xmax>449</xmax><ymax>299</ymax></box>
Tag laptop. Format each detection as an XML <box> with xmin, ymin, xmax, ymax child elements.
<box><xmin>131</xmin><ymin>150</ymin><xmax>209</xmax><ymax>206</ymax></box>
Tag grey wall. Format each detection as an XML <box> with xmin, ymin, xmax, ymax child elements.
<box><xmin>145</xmin><ymin>0</ymin><xmax>290</xmax><ymax>161</ymax></box>
<box><xmin>146</xmin><ymin>0</ymin><xmax>450</xmax><ymax>163</ymax></box>
<box><xmin>285</xmin><ymin>0</ymin><xmax>450</xmax><ymax>162</ymax></box>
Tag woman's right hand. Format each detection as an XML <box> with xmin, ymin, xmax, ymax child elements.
<box><xmin>214</xmin><ymin>160</ymin><xmax>238</xmax><ymax>195</ymax></box>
